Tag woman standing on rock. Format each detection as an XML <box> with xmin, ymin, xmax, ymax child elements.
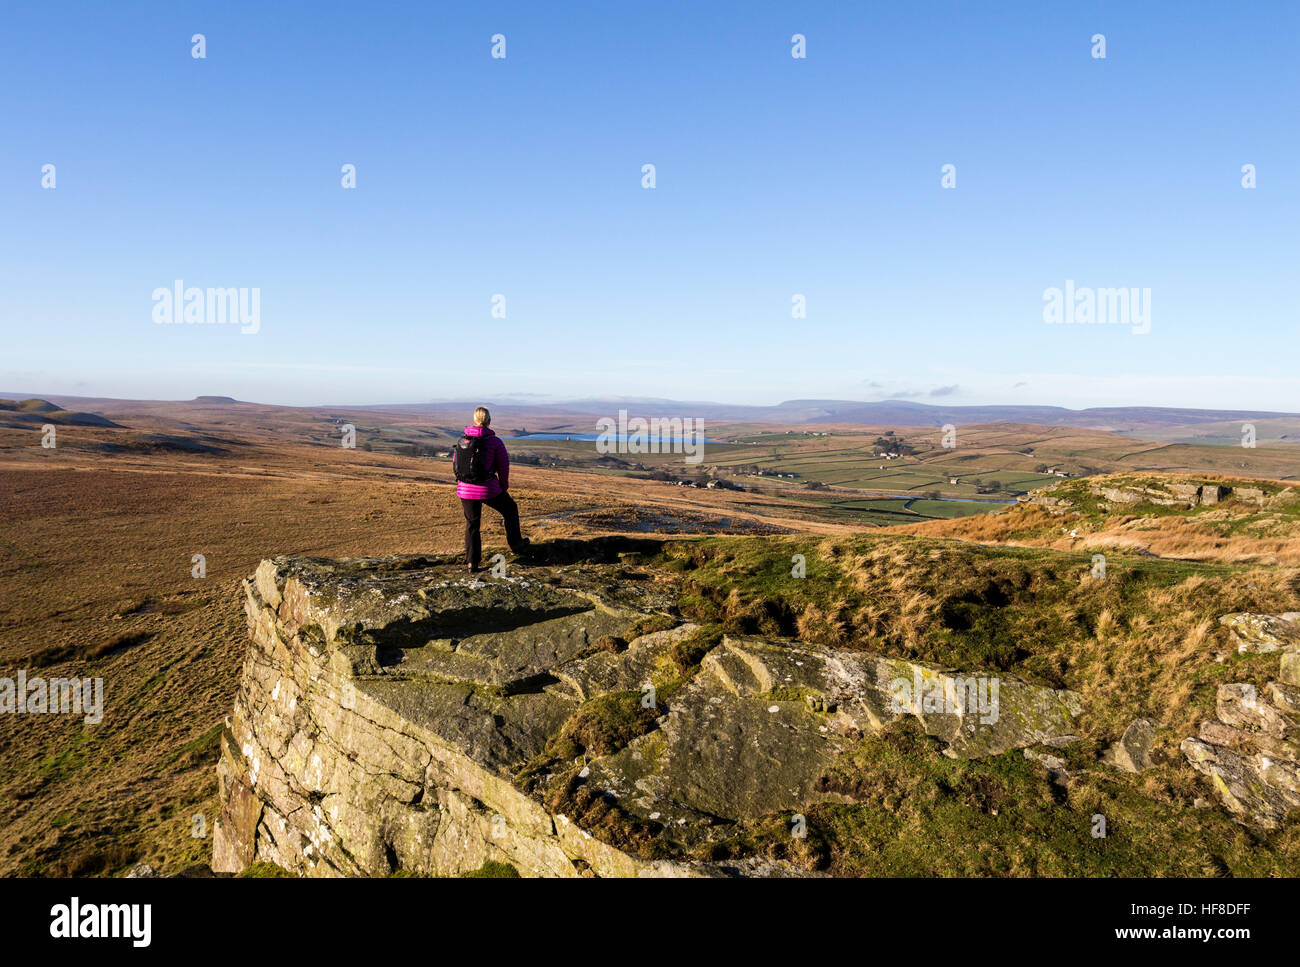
<box><xmin>452</xmin><ymin>406</ymin><xmax>530</xmax><ymax>573</ymax></box>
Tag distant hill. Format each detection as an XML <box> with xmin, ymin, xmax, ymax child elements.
<box><xmin>764</xmin><ymin>399</ymin><xmax>1299</xmax><ymax>433</ymax></box>
<box><xmin>406</xmin><ymin>397</ymin><xmax>1300</xmax><ymax>438</ymax></box>
<box><xmin>4</xmin><ymin>392</ymin><xmax>1296</xmax><ymax>442</ymax></box>
<box><xmin>0</xmin><ymin>398</ymin><xmax>123</xmax><ymax>428</ymax></box>
<box><xmin>11</xmin><ymin>398</ymin><xmax>61</xmax><ymax>413</ymax></box>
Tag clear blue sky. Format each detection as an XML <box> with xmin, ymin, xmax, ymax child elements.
<box><xmin>2</xmin><ymin>1</ymin><xmax>1296</xmax><ymax>410</ymax></box>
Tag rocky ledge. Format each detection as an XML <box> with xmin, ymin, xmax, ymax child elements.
<box><xmin>213</xmin><ymin>544</ymin><xmax>1089</xmax><ymax>877</ymax></box>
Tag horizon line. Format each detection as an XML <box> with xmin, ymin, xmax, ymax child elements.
<box><xmin>4</xmin><ymin>389</ymin><xmax>1297</xmax><ymax>421</ymax></box>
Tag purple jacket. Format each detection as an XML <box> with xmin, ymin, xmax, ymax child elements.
<box><xmin>454</xmin><ymin>425</ymin><xmax>509</xmax><ymax>500</ymax></box>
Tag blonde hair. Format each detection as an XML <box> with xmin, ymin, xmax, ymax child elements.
<box><xmin>473</xmin><ymin>406</ymin><xmax>491</xmax><ymax>427</ymax></box>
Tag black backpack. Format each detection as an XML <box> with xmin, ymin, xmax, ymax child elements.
<box><xmin>453</xmin><ymin>434</ymin><xmax>491</xmax><ymax>485</ymax></box>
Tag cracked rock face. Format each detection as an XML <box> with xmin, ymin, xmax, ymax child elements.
<box><xmin>214</xmin><ymin>553</ymin><xmax>1084</xmax><ymax>877</ymax></box>
<box><xmin>1182</xmin><ymin>627</ymin><xmax>1300</xmax><ymax>829</ymax></box>
<box><xmin>214</xmin><ymin>553</ymin><xmax>694</xmax><ymax>877</ymax></box>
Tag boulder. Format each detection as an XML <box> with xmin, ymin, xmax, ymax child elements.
<box><xmin>1023</xmin><ymin>747</ymin><xmax>1072</xmax><ymax>785</ymax></box>
<box><xmin>1181</xmin><ymin>737</ymin><xmax>1300</xmax><ymax>829</ymax></box>
<box><xmin>1268</xmin><ymin>681</ymin><xmax>1300</xmax><ymax>719</ymax></box>
<box><xmin>1200</xmin><ymin>485</ymin><xmax>1228</xmax><ymax>505</ymax></box>
<box><xmin>1107</xmin><ymin>718</ymin><xmax>1157</xmax><ymax>772</ymax></box>
<box><xmin>1235</xmin><ymin>487</ymin><xmax>1266</xmax><ymax>507</ymax></box>
<box><xmin>1282</xmin><ymin>652</ymin><xmax>1300</xmax><ymax>687</ymax></box>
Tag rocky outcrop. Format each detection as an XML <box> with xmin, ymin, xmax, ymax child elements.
<box><xmin>1089</xmin><ymin>481</ymin><xmax>1233</xmax><ymax>509</ymax></box>
<box><xmin>1220</xmin><ymin>613</ymin><xmax>1300</xmax><ymax>654</ymax></box>
<box><xmin>1182</xmin><ymin>630</ymin><xmax>1300</xmax><ymax>829</ymax></box>
<box><xmin>1022</xmin><ymin>477</ymin><xmax>1290</xmax><ymax>517</ymax></box>
<box><xmin>214</xmin><ymin>549</ymin><xmax>1086</xmax><ymax>877</ymax></box>
<box><xmin>1022</xmin><ymin>493</ymin><xmax>1073</xmax><ymax>514</ymax></box>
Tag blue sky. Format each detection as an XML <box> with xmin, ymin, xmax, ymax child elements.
<box><xmin>2</xmin><ymin>1</ymin><xmax>1296</xmax><ymax>410</ymax></box>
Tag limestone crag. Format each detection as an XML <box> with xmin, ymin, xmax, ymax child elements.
<box><xmin>214</xmin><ymin>549</ymin><xmax>1085</xmax><ymax>877</ymax></box>
<box><xmin>1088</xmin><ymin>481</ymin><xmax>1235</xmax><ymax>509</ymax></box>
<box><xmin>1022</xmin><ymin>478</ymin><xmax>1276</xmax><ymax>514</ymax></box>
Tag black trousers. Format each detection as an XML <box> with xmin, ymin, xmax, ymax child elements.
<box><xmin>461</xmin><ymin>492</ymin><xmax>524</xmax><ymax>568</ymax></box>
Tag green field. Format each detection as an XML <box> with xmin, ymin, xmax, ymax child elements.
<box><xmin>707</xmin><ymin>443</ymin><xmax>1060</xmax><ymax>497</ymax></box>
<box><xmin>759</xmin><ymin>494</ymin><xmax>1009</xmax><ymax>527</ymax></box>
